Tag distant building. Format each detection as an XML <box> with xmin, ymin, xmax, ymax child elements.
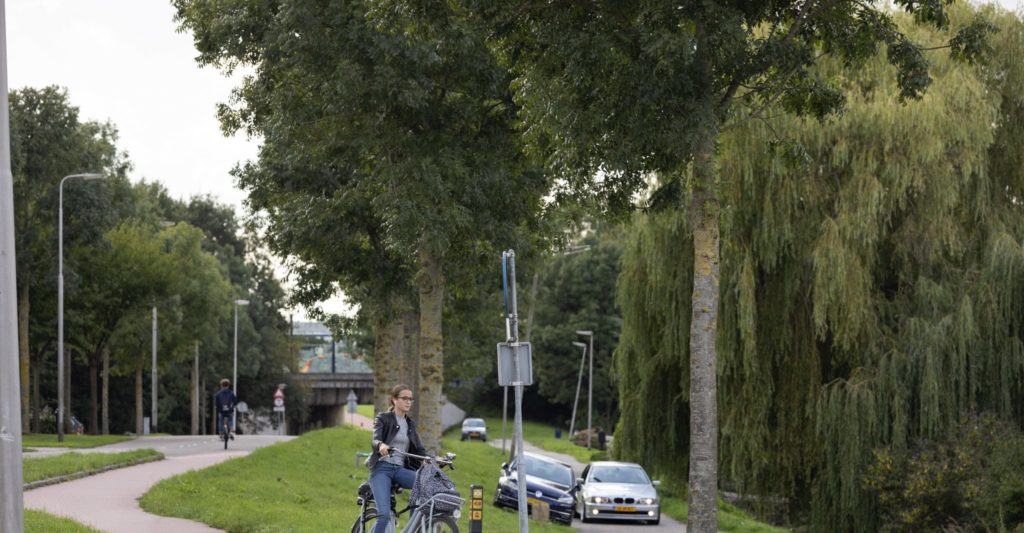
<box><xmin>291</xmin><ymin>320</ymin><xmax>372</xmax><ymax>374</ymax></box>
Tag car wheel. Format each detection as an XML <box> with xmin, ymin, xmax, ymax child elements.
<box><xmin>482</xmin><ymin>436</ymin><xmax>487</xmax><ymax>442</ymax></box>
<box><xmin>650</xmin><ymin>515</ymin><xmax>660</xmax><ymax>525</ymax></box>
<box><xmin>461</xmin><ymin>435</ymin><xmax>466</xmax><ymax>441</ymax></box>
<box><xmin>492</xmin><ymin>486</ymin><xmax>502</xmax><ymax>508</ymax></box>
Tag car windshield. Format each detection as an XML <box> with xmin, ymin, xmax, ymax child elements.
<box><xmin>589</xmin><ymin>465</ymin><xmax>650</xmax><ymax>484</ymax></box>
<box><xmin>515</xmin><ymin>456</ymin><xmax>573</xmax><ymax>487</ymax></box>
<box><xmin>463</xmin><ymin>419</ymin><xmax>485</xmax><ymax>428</ymax></box>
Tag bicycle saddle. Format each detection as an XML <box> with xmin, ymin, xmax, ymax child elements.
<box><xmin>358</xmin><ymin>481</ymin><xmax>404</xmax><ymax>501</ymax></box>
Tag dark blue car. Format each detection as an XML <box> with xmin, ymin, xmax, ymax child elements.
<box><xmin>493</xmin><ymin>452</ymin><xmax>576</xmax><ymax>526</ymax></box>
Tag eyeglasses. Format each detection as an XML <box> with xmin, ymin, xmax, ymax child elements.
<box><xmin>397</xmin><ymin>396</ymin><xmax>414</xmax><ymax>402</ymax></box>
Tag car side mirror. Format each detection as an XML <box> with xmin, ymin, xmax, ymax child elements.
<box><xmin>576</xmin><ymin>477</ymin><xmax>584</xmax><ymax>487</ymax></box>
<box><xmin>501</xmin><ymin>462</ymin><xmax>508</xmax><ymax>472</ymax></box>
<box><xmin>652</xmin><ymin>480</ymin><xmax>661</xmax><ymax>487</ymax></box>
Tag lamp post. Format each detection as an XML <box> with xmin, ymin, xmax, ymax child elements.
<box><xmin>1</xmin><ymin>8</ymin><xmax>26</xmax><ymax>527</ymax></box>
<box><xmin>569</xmin><ymin>341</ymin><xmax>587</xmax><ymax>443</ymax></box>
<box><xmin>151</xmin><ymin>306</ymin><xmax>157</xmax><ymax>433</ymax></box>
<box><xmin>575</xmin><ymin>330</ymin><xmax>594</xmax><ymax>449</ymax></box>
<box><xmin>232</xmin><ymin>298</ymin><xmax>249</xmax><ymax>431</ymax></box>
<box><xmin>58</xmin><ymin>173</ymin><xmax>103</xmax><ymax>442</ymax></box>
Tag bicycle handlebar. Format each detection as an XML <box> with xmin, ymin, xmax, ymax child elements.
<box><xmin>386</xmin><ymin>449</ymin><xmax>457</xmax><ymax>469</ymax></box>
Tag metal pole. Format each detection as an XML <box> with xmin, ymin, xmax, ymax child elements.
<box><xmin>0</xmin><ymin>1</ymin><xmax>25</xmax><ymax>526</ymax></box>
<box><xmin>151</xmin><ymin>306</ymin><xmax>157</xmax><ymax>433</ymax></box>
<box><xmin>588</xmin><ymin>333</ymin><xmax>593</xmax><ymax>450</ymax></box>
<box><xmin>55</xmin><ymin>172</ymin><xmax>101</xmax><ymax>443</ymax></box>
<box><xmin>506</xmin><ymin>251</ymin><xmax>528</xmax><ymax>533</ymax></box>
<box><xmin>193</xmin><ymin>341</ymin><xmax>199</xmax><ymax>435</ymax></box>
<box><xmin>501</xmin><ymin>385</ymin><xmax>508</xmax><ymax>455</ymax></box>
<box><xmin>232</xmin><ymin>302</ymin><xmax>238</xmax><ymax>432</ymax></box>
<box><xmin>569</xmin><ymin>342</ymin><xmax>586</xmax><ymax>442</ymax></box>
<box><xmin>57</xmin><ymin>182</ymin><xmax>64</xmax><ymax>444</ymax></box>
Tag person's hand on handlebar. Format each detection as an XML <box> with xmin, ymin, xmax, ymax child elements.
<box><xmin>378</xmin><ymin>443</ymin><xmax>390</xmax><ymax>457</ymax></box>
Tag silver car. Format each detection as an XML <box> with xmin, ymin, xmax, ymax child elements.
<box><xmin>460</xmin><ymin>417</ymin><xmax>487</xmax><ymax>441</ymax></box>
<box><xmin>575</xmin><ymin>461</ymin><xmax>661</xmax><ymax>524</ymax></box>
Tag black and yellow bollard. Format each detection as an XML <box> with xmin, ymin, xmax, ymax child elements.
<box><xmin>469</xmin><ymin>484</ymin><xmax>484</xmax><ymax>532</ymax></box>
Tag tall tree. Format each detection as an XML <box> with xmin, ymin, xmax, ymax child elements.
<box><xmin>174</xmin><ymin>0</ymin><xmax>550</xmax><ymax>450</ymax></box>
<box><xmin>9</xmin><ymin>86</ymin><xmax>128</xmax><ymax>432</ymax></box>
<box><xmin>476</xmin><ymin>2</ymin><xmax>992</xmax><ymax>528</ymax></box>
<box><xmin>616</xmin><ymin>5</ymin><xmax>1023</xmax><ymax>530</ymax></box>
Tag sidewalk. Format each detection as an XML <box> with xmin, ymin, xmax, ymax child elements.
<box><xmin>24</xmin><ymin>451</ymin><xmax>246</xmax><ymax>532</ymax></box>
<box><xmin>345</xmin><ymin>411</ymin><xmax>374</xmax><ymax>430</ymax></box>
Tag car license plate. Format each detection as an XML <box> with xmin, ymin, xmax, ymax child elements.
<box><xmin>614</xmin><ymin>505</ymin><xmax>636</xmax><ymax>512</ymax></box>
<box><xmin>527</xmin><ymin>497</ymin><xmax>542</xmax><ymax>506</ymax></box>
<box><xmin>470</xmin><ymin>432</ymin><xmax>479</xmax><ymax>437</ymax></box>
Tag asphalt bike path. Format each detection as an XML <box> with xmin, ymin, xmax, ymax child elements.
<box><xmin>24</xmin><ymin>434</ymin><xmax>292</xmax><ymax>532</ymax></box>
<box><xmin>488</xmin><ymin>438</ymin><xmax>687</xmax><ymax>532</ymax></box>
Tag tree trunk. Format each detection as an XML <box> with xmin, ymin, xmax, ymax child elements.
<box><xmin>372</xmin><ymin>315</ymin><xmax>392</xmax><ymax>414</ymax></box>
<box><xmin>417</xmin><ymin>247</ymin><xmax>445</xmax><ymax>453</ymax></box>
<box><xmin>135</xmin><ymin>360</ymin><xmax>144</xmax><ymax>435</ymax></box>
<box><xmin>102</xmin><ymin>347</ymin><xmax>109</xmax><ymax>435</ymax></box>
<box><xmin>402</xmin><ymin>308</ymin><xmax>420</xmax><ymax>421</ymax></box>
<box><xmin>88</xmin><ymin>358</ymin><xmax>98</xmax><ymax>434</ymax></box>
<box><xmin>31</xmin><ymin>350</ymin><xmax>40</xmax><ymax>433</ymax></box>
<box><xmin>687</xmin><ymin>132</ymin><xmax>721</xmax><ymax>533</ymax></box>
<box><xmin>18</xmin><ymin>283</ymin><xmax>30</xmax><ymax>432</ymax></box>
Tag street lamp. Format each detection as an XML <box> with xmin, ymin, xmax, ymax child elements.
<box><xmin>569</xmin><ymin>341</ymin><xmax>587</xmax><ymax>443</ymax></box>
<box><xmin>575</xmin><ymin>329</ymin><xmax>594</xmax><ymax>449</ymax></box>
<box><xmin>232</xmin><ymin>298</ymin><xmax>250</xmax><ymax>431</ymax></box>
<box><xmin>58</xmin><ymin>173</ymin><xmax>103</xmax><ymax>442</ymax></box>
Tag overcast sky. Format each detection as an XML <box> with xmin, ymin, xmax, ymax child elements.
<box><xmin>5</xmin><ymin>0</ymin><xmax>1023</xmax><ymax>320</ymax></box>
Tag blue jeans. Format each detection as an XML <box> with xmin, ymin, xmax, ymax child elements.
<box><xmin>369</xmin><ymin>461</ymin><xmax>416</xmax><ymax>533</ymax></box>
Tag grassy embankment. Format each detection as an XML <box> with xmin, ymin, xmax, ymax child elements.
<box><xmin>141</xmin><ymin>424</ymin><xmax>570</xmax><ymax>532</ymax></box>
<box><xmin>25</xmin><ymin>510</ymin><xmax>103</xmax><ymax>533</ymax></box>
<box><xmin>22</xmin><ymin>434</ymin><xmax>134</xmax><ymax>449</ymax></box>
<box><xmin>23</xmin><ymin>449</ymin><xmax>163</xmax><ymax>484</ymax></box>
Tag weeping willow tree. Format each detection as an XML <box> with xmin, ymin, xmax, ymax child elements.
<box><xmin>616</xmin><ymin>5</ymin><xmax>1024</xmax><ymax>530</ymax></box>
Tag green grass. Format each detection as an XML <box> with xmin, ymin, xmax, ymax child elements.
<box><xmin>356</xmin><ymin>404</ymin><xmax>376</xmax><ymax>419</ymax></box>
<box><xmin>25</xmin><ymin>510</ymin><xmax>102</xmax><ymax>533</ymax></box>
<box><xmin>21</xmin><ymin>434</ymin><xmax>134</xmax><ymax>449</ymax></box>
<box><xmin>472</xmin><ymin>417</ymin><xmax>604</xmax><ymax>464</ymax></box>
<box><xmin>24</xmin><ymin>449</ymin><xmax>163</xmax><ymax>484</ymax></box>
<box><xmin>141</xmin><ymin>425</ymin><xmax>572</xmax><ymax>532</ymax></box>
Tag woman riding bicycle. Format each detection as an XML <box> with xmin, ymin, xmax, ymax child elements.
<box><xmin>366</xmin><ymin>384</ymin><xmax>429</xmax><ymax>533</ymax></box>
<box><xmin>214</xmin><ymin>378</ymin><xmax>236</xmax><ymax>440</ymax></box>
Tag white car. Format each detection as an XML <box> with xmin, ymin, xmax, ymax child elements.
<box><xmin>575</xmin><ymin>461</ymin><xmax>661</xmax><ymax>524</ymax></box>
<box><xmin>460</xmin><ymin>418</ymin><xmax>487</xmax><ymax>441</ymax></box>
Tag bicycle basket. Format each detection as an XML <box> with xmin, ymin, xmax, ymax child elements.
<box><xmin>410</xmin><ymin>462</ymin><xmax>461</xmax><ymax>513</ymax></box>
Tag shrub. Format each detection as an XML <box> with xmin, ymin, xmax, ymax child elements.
<box><xmin>865</xmin><ymin>412</ymin><xmax>1024</xmax><ymax>532</ymax></box>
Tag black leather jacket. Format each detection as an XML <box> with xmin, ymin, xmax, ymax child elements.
<box><xmin>367</xmin><ymin>411</ymin><xmax>428</xmax><ymax>470</ymax></box>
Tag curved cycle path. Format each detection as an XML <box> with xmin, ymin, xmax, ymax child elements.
<box><xmin>23</xmin><ymin>434</ymin><xmax>295</xmax><ymax>533</ymax></box>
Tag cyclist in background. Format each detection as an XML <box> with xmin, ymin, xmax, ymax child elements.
<box><xmin>215</xmin><ymin>378</ymin><xmax>236</xmax><ymax>440</ymax></box>
<box><xmin>366</xmin><ymin>384</ymin><xmax>430</xmax><ymax>533</ymax></box>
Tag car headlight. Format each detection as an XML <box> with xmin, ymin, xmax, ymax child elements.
<box><xmin>557</xmin><ymin>495</ymin><xmax>574</xmax><ymax>504</ymax></box>
<box><xmin>588</xmin><ymin>496</ymin><xmax>608</xmax><ymax>504</ymax></box>
<box><xmin>640</xmin><ymin>497</ymin><xmax>658</xmax><ymax>505</ymax></box>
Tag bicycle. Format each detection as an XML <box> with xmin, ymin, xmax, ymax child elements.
<box><xmin>351</xmin><ymin>450</ymin><xmax>463</xmax><ymax>533</ymax></box>
<box><xmin>220</xmin><ymin>413</ymin><xmax>231</xmax><ymax>450</ymax></box>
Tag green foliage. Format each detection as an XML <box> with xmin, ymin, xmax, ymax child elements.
<box><xmin>23</xmin><ymin>449</ymin><xmax>162</xmax><ymax>483</ymax></box>
<box><xmin>865</xmin><ymin>413</ymin><xmax>1024</xmax><ymax>532</ymax></box>
<box><xmin>614</xmin><ymin>6</ymin><xmax>1024</xmax><ymax>531</ymax></box>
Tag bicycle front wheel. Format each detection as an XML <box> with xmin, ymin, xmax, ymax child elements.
<box><xmin>428</xmin><ymin>514</ymin><xmax>459</xmax><ymax>533</ymax></box>
<box><xmin>350</xmin><ymin>509</ymin><xmax>377</xmax><ymax>533</ymax></box>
